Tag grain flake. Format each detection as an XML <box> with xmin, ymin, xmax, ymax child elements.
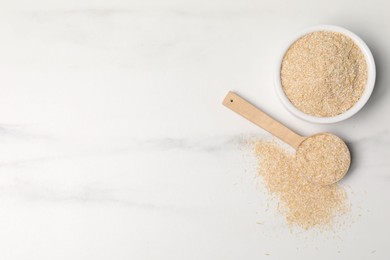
<box><xmin>297</xmin><ymin>133</ymin><xmax>350</xmax><ymax>185</ymax></box>
<box><xmin>281</xmin><ymin>31</ymin><xmax>368</xmax><ymax>117</ymax></box>
<box><xmin>255</xmin><ymin>140</ymin><xmax>349</xmax><ymax>230</ymax></box>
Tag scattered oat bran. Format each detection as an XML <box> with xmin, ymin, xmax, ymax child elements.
<box><xmin>255</xmin><ymin>140</ymin><xmax>349</xmax><ymax>230</ymax></box>
<box><xmin>297</xmin><ymin>133</ymin><xmax>350</xmax><ymax>185</ymax></box>
<box><xmin>281</xmin><ymin>31</ymin><xmax>368</xmax><ymax>117</ymax></box>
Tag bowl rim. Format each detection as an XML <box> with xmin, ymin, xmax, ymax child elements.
<box><xmin>274</xmin><ymin>24</ymin><xmax>376</xmax><ymax>124</ymax></box>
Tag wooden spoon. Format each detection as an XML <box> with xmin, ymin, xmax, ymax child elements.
<box><xmin>222</xmin><ymin>91</ymin><xmax>350</xmax><ymax>185</ymax></box>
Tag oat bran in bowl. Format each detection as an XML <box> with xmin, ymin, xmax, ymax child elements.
<box><xmin>275</xmin><ymin>25</ymin><xmax>376</xmax><ymax>124</ymax></box>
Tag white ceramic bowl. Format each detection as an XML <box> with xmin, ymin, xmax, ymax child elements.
<box><xmin>274</xmin><ymin>25</ymin><xmax>376</xmax><ymax>124</ymax></box>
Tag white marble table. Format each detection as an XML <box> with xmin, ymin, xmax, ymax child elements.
<box><xmin>0</xmin><ymin>0</ymin><xmax>389</xmax><ymax>259</ymax></box>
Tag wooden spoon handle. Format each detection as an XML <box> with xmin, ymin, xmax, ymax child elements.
<box><xmin>222</xmin><ymin>91</ymin><xmax>305</xmax><ymax>149</ymax></box>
